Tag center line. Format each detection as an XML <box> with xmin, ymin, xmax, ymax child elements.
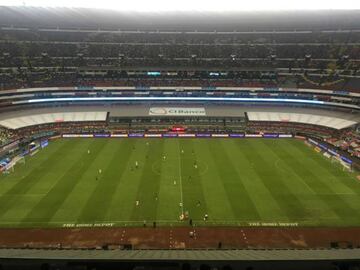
<box><xmin>177</xmin><ymin>140</ymin><xmax>184</xmax><ymax>214</ymax></box>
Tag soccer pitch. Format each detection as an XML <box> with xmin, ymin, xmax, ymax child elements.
<box><xmin>0</xmin><ymin>138</ymin><xmax>359</xmax><ymax>228</ymax></box>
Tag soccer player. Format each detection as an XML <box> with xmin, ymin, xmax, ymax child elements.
<box><xmin>136</xmin><ymin>200</ymin><xmax>140</xmax><ymax>206</ymax></box>
<box><xmin>181</xmin><ymin>149</ymin><xmax>184</xmax><ymax>154</ymax></box>
<box><xmin>174</xmin><ymin>180</ymin><xmax>177</xmax><ymax>185</ymax></box>
<box><xmin>163</xmin><ymin>155</ymin><xmax>166</xmax><ymax>161</ymax></box>
<box><xmin>98</xmin><ymin>169</ymin><xmax>102</xmax><ymax>174</ymax></box>
<box><xmin>135</xmin><ymin>161</ymin><xmax>138</xmax><ymax>169</ymax></box>
<box><xmin>87</xmin><ymin>149</ymin><xmax>90</xmax><ymax>154</ymax></box>
<box><xmin>204</xmin><ymin>213</ymin><xmax>208</xmax><ymax>221</ymax></box>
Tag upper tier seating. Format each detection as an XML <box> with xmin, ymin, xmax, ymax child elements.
<box><xmin>247</xmin><ymin>112</ymin><xmax>357</xmax><ymax>130</ymax></box>
<box><xmin>0</xmin><ymin>112</ymin><xmax>107</xmax><ymax>129</ymax></box>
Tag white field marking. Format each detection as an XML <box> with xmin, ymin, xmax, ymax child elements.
<box><xmin>151</xmin><ymin>157</ymin><xmax>209</xmax><ymax>176</ymax></box>
<box><xmin>0</xmin><ymin>220</ymin><xmax>174</xmax><ymax>225</ymax></box>
<box><xmin>177</xmin><ymin>141</ymin><xmax>184</xmax><ymax>214</ymax></box>
<box><xmin>274</xmin><ymin>159</ymin><xmax>315</xmax><ymax>194</ymax></box>
<box><xmin>0</xmin><ymin>216</ymin><xmax>349</xmax><ymax>227</ymax></box>
<box><xmin>38</xmin><ymin>178</ymin><xmax>63</xmax><ymax>198</ymax></box>
<box><xmin>2</xmin><ymin>168</ymin><xmax>64</xmax><ymax>199</ymax></box>
<box><xmin>169</xmin><ymin>230</ymin><xmax>173</xmax><ymax>248</ymax></box>
<box><xmin>4</xmin><ymin>220</ymin><xmax>183</xmax><ymax>225</ymax></box>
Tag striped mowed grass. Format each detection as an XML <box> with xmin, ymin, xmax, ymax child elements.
<box><xmin>0</xmin><ymin>138</ymin><xmax>359</xmax><ymax>228</ymax></box>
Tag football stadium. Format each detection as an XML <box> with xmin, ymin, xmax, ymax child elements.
<box><xmin>0</xmin><ymin>3</ymin><xmax>359</xmax><ymax>270</ymax></box>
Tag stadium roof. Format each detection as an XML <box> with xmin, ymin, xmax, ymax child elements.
<box><xmin>2</xmin><ymin>0</ymin><xmax>360</xmax><ymax>12</ymax></box>
<box><xmin>0</xmin><ymin>7</ymin><xmax>359</xmax><ymax>31</ymax></box>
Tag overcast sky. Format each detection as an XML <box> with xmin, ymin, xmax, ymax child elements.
<box><xmin>0</xmin><ymin>0</ymin><xmax>359</xmax><ymax>11</ymax></box>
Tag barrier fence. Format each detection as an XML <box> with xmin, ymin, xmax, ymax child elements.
<box><xmin>62</xmin><ymin>133</ymin><xmax>293</xmax><ymax>139</ymax></box>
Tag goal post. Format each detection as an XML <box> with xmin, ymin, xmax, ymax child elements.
<box><xmin>2</xmin><ymin>156</ymin><xmax>25</xmax><ymax>174</ymax></box>
<box><xmin>331</xmin><ymin>156</ymin><xmax>352</xmax><ymax>172</ymax></box>
<box><xmin>17</xmin><ymin>156</ymin><xmax>25</xmax><ymax>165</ymax></box>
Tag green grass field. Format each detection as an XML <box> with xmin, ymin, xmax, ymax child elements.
<box><xmin>0</xmin><ymin>138</ymin><xmax>359</xmax><ymax>228</ymax></box>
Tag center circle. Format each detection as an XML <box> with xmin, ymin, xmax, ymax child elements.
<box><xmin>152</xmin><ymin>157</ymin><xmax>208</xmax><ymax>176</ymax></box>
